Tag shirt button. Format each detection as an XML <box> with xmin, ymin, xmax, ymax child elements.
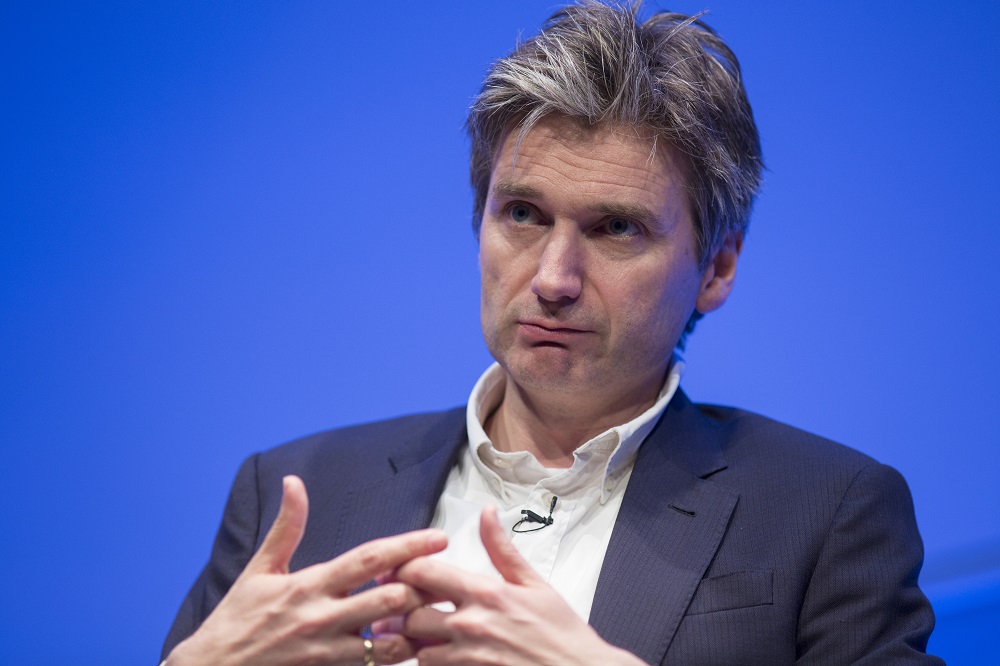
<box><xmin>605</xmin><ymin>479</ymin><xmax>615</xmax><ymax>492</ymax></box>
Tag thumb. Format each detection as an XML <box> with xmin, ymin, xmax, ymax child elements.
<box><xmin>246</xmin><ymin>475</ymin><xmax>309</xmax><ymax>575</ymax></box>
<box><xmin>480</xmin><ymin>505</ymin><xmax>543</xmax><ymax>586</ymax></box>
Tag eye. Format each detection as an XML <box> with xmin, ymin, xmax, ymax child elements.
<box><xmin>508</xmin><ymin>203</ymin><xmax>539</xmax><ymax>225</ymax></box>
<box><xmin>604</xmin><ymin>217</ymin><xmax>639</xmax><ymax>237</ymax></box>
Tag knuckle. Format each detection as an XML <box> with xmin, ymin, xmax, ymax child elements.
<box><xmin>379</xmin><ymin>635</ymin><xmax>412</xmax><ymax>664</ymax></box>
<box><xmin>379</xmin><ymin>583</ymin><xmax>412</xmax><ymax>614</ymax></box>
<box><xmin>356</xmin><ymin>543</ymin><xmax>385</xmax><ymax>572</ymax></box>
<box><xmin>295</xmin><ymin>612</ymin><xmax>325</xmax><ymax>637</ymax></box>
<box><xmin>324</xmin><ymin>603</ymin><xmax>347</xmax><ymax>630</ymax></box>
<box><xmin>475</xmin><ymin>581</ymin><xmax>506</xmax><ymax>608</ymax></box>
<box><xmin>464</xmin><ymin>644</ymin><xmax>501</xmax><ymax>665</ymax></box>
<box><xmin>446</xmin><ymin>611</ymin><xmax>491</xmax><ymax>640</ymax></box>
<box><xmin>280</xmin><ymin>578</ymin><xmax>312</xmax><ymax>607</ymax></box>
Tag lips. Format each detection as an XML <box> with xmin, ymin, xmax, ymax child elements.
<box><xmin>517</xmin><ymin>320</ymin><xmax>592</xmax><ymax>344</ymax></box>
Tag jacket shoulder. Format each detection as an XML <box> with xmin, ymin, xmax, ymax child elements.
<box><xmin>693</xmin><ymin>402</ymin><xmax>878</xmax><ymax>470</ymax></box>
<box><xmin>258</xmin><ymin>406</ymin><xmax>465</xmax><ymax>465</ymax></box>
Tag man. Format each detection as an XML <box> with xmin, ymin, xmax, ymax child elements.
<box><xmin>163</xmin><ymin>3</ymin><xmax>941</xmax><ymax>664</ymax></box>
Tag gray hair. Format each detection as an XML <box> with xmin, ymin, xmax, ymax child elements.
<box><xmin>467</xmin><ymin>1</ymin><xmax>763</xmax><ymax>268</ymax></box>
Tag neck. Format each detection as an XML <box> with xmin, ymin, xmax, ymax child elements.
<box><xmin>485</xmin><ymin>376</ymin><xmax>663</xmax><ymax>468</ymax></box>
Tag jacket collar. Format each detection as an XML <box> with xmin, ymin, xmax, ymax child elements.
<box><xmin>588</xmin><ymin>389</ymin><xmax>737</xmax><ymax>663</ymax></box>
<box><xmin>332</xmin><ymin>393</ymin><xmax>735</xmax><ymax>662</ymax></box>
<box><xmin>333</xmin><ymin>408</ymin><xmax>467</xmax><ymax>554</ymax></box>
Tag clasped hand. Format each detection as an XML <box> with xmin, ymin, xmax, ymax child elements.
<box><xmin>388</xmin><ymin>505</ymin><xmax>644</xmax><ymax>666</ymax></box>
<box><xmin>166</xmin><ymin>476</ymin><xmax>642</xmax><ymax>665</ymax></box>
<box><xmin>165</xmin><ymin>476</ymin><xmax>445</xmax><ymax>666</ymax></box>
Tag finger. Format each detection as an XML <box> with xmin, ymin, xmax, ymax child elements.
<box><xmin>416</xmin><ymin>643</ymin><xmax>467</xmax><ymax>666</ymax></box>
<box><xmin>372</xmin><ymin>615</ymin><xmax>404</xmax><ymax>636</ymax></box>
<box><xmin>374</xmin><ymin>633</ymin><xmax>420</xmax><ymax>665</ymax></box>
<box><xmin>332</xmin><ymin>581</ymin><xmax>430</xmax><ymax>631</ymax></box>
<box><xmin>317</xmin><ymin>529</ymin><xmax>447</xmax><ymax>594</ymax></box>
<box><xmin>403</xmin><ymin>606</ymin><xmax>452</xmax><ymax>643</ymax></box>
<box><xmin>340</xmin><ymin>633</ymin><xmax>419</xmax><ymax>666</ymax></box>
<box><xmin>480</xmin><ymin>505</ymin><xmax>543</xmax><ymax>585</ymax></box>
<box><xmin>395</xmin><ymin>557</ymin><xmax>474</xmax><ymax>603</ymax></box>
<box><xmin>245</xmin><ymin>475</ymin><xmax>308</xmax><ymax>575</ymax></box>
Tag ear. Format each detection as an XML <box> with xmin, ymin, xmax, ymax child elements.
<box><xmin>695</xmin><ymin>231</ymin><xmax>742</xmax><ymax>314</ymax></box>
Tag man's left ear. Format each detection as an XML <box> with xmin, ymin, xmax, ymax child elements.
<box><xmin>695</xmin><ymin>231</ymin><xmax>742</xmax><ymax>314</ymax></box>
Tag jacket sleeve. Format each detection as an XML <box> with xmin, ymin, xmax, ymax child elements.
<box><xmin>796</xmin><ymin>462</ymin><xmax>943</xmax><ymax>664</ymax></box>
<box><xmin>160</xmin><ymin>454</ymin><xmax>263</xmax><ymax>661</ymax></box>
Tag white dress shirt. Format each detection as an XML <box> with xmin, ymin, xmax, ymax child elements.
<box><xmin>423</xmin><ymin>358</ymin><xmax>684</xmax><ymax>624</ymax></box>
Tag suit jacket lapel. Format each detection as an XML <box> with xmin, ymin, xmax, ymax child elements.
<box><xmin>589</xmin><ymin>391</ymin><xmax>738</xmax><ymax>664</ymax></box>
<box><xmin>334</xmin><ymin>409</ymin><xmax>468</xmax><ymax>554</ymax></box>
<box><xmin>316</xmin><ymin>396</ymin><xmax>735</xmax><ymax>663</ymax></box>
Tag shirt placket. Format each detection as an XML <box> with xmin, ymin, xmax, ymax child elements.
<box><xmin>509</xmin><ymin>484</ymin><xmax>568</xmax><ymax>583</ymax></box>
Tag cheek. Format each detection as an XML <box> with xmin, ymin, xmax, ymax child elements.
<box><xmin>479</xmin><ymin>249</ymin><xmax>501</xmax><ymax>310</ymax></box>
<box><xmin>615</xmin><ymin>265</ymin><xmax>701</xmax><ymax>342</ymax></box>
<box><xmin>479</xmin><ymin>242</ymin><xmax>511</xmax><ymax>337</ymax></box>
<box><xmin>479</xmin><ymin>231</ymin><xmax>527</xmax><ymax>309</ymax></box>
<box><xmin>479</xmin><ymin>275</ymin><xmax>497</xmax><ymax>327</ymax></box>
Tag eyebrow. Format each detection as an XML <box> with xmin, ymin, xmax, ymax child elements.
<box><xmin>592</xmin><ymin>201</ymin><xmax>658</xmax><ymax>227</ymax></box>
<box><xmin>491</xmin><ymin>181</ymin><xmax>543</xmax><ymax>200</ymax></box>
<box><xmin>491</xmin><ymin>180</ymin><xmax>659</xmax><ymax>226</ymax></box>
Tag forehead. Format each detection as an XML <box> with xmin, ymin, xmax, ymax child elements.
<box><xmin>488</xmin><ymin>115</ymin><xmax>691</xmax><ymax>219</ymax></box>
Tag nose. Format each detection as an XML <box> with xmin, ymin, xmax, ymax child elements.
<box><xmin>530</xmin><ymin>224</ymin><xmax>583</xmax><ymax>304</ymax></box>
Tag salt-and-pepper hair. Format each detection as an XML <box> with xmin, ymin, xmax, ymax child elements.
<box><xmin>467</xmin><ymin>1</ymin><xmax>763</xmax><ymax>267</ymax></box>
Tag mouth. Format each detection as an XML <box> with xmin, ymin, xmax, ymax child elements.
<box><xmin>517</xmin><ymin>320</ymin><xmax>592</xmax><ymax>345</ymax></box>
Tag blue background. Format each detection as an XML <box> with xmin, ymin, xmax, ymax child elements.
<box><xmin>2</xmin><ymin>2</ymin><xmax>998</xmax><ymax>663</ymax></box>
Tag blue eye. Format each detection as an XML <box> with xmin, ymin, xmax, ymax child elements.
<box><xmin>509</xmin><ymin>203</ymin><xmax>535</xmax><ymax>224</ymax></box>
<box><xmin>606</xmin><ymin>217</ymin><xmax>639</xmax><ymax>237</ymax></box>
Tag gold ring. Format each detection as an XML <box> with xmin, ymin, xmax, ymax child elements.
<box><xmin>362</xmin><ymin>636</ymin><xmax>375</xmax><ymax>666</ymax></box>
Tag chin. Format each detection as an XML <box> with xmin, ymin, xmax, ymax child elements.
<box><xmin>504</xmin><ymin>351</ymin><xmax>595</xmax><ymax>393</ymax></box>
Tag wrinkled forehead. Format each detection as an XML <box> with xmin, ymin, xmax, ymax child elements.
<box><xmin>490</xmin><ymin>114</ymin><xmax>692</xmax><ymax>193</ymax></box>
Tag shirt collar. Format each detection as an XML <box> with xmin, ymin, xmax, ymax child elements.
<box><xmin>465</xmin><ymin>357</ymin><xmax>685</xmax><ymax>503</ymax></box>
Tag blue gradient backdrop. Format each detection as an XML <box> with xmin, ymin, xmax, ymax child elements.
<box><xmin>2</xmin><ymin>2</ymin><xmax>998</xmax><ymax>663</ymax></box>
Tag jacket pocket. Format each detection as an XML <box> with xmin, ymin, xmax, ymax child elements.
<box><xmin>686</xmin><ymin>568</ymin><xmax>774</xmax><ymax>615</ymax></box>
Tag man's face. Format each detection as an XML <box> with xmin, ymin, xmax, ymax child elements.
<box><xmin>479</xmin><ymin>114</ymin><xmax>734</xmax><ymax>409</ymax></box>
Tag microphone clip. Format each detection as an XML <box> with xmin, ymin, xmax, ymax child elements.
<box><xmin>512</xmin><ymin>496</ymin><xmax>558</xmax><ymax>533</ymax></box>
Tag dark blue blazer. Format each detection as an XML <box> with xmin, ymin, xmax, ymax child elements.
<box><xmin>163</xmin><ymin>391</ymin><xmax>942</xmax><ymax>664</ymax></box>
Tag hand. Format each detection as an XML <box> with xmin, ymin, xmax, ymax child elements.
<box><xmin>395</xmin><ymin>506</ymin><xmax>645</xmax><ymax>666</ymax></box>
<box><xmin>165</xmin><ymin>475</ymin><xmax>447</xmax><ymax>666</ymax></box>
